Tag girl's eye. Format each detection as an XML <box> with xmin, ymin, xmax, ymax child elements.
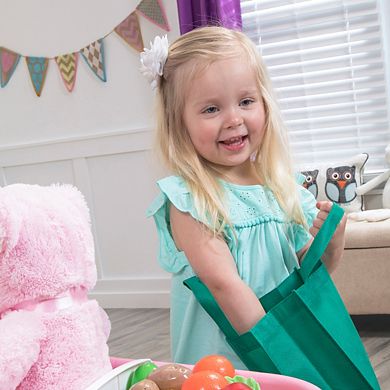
<box><xmin>203</xmin><ymin>106</ymin><xmax>218</xmax><ymax>114</ymax></box>
<box><xmin>240</xmin><ymin>98</ymin><xmax>254</xmax><ymax>106</ymax></box>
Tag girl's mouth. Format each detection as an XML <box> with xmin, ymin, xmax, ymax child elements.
<box><xmin>219</xmin><ymin>135</ymin><xmax>248</xmax><ymax>151</ymax></box>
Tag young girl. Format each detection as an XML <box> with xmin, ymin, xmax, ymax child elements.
<box><xmin>144</xmin><ymin>26</ymin><xmax>346</xmax><ymax>369</ymax></box>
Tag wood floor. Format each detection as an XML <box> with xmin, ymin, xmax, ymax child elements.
<box><xmin>106</xmin><ymin>309</ymin><xmax>390</xmax><ymax>389</ymax></box>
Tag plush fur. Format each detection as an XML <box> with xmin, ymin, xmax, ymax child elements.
<box><xmin>0</xmin><ymin>184</ymin><xmax>111</xmax><ymax>390</ymax></box>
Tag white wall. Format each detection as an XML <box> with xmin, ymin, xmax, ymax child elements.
<box><xmin>0</xmin><ymin>0</ymin><xmax>180</xmax><ymax>307</ymax></box>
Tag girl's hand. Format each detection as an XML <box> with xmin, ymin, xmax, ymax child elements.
<box><xmin>309</xmin><ymin>201</ymin><xmax>347</xmax><ymax>273</ymax></box>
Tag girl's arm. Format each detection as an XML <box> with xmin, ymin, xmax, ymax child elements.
<box><xmin>298</xmin><ymin>201</ymin><xmax>347</xmax><ymax>273</ymax></box>
<box><xmin>170</xmin><ymin>205</ymin><xmax>265</xmax><ymax>334</ymax></box>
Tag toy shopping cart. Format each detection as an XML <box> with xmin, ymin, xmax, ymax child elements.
<box><xmin>86</xmin><ymin>358</ymin><xmax>320</xmax><ymax>390</ymax></box>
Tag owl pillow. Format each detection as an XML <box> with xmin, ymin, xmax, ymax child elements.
<box><xmin>300</xmin><ymin>153</ymin><xmax>369</xmax><ymax>213</ymax></box>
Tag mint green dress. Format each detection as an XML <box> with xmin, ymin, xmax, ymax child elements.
<box><xmin>147</xmin><ymin>175</ymin><xmax>318</xmax><ymax>369</ymax></box>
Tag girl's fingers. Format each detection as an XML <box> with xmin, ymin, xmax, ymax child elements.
<box><xmin>312</xmin><ymin>218</ymin><xmax>323</xmax><ymax>230</ymax></box>
<box><xmin>309</xmin><ymin>226</ymin><xmax>319</xmax><ymax>237</ymax></box>
<box><xmin>316</xmin><ymin>210</ymin><xmax>329</xmax><ymax>221</ymax></box>
<box><xmin>316</xmin><ymin>200</ymin><xmax>333</xmax><ymax>212</ymax></box>
<box><xmin>310</xmin><ymin>201</ymin><xmax>346</xmax><ymax>238</ymax></box>
<box><xmin>311</xmin><ymin>201</ymin><xmax>333</xmax><ymax>236</ymax></box>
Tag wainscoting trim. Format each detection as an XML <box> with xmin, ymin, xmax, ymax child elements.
<box><xmin>0</xmin><ymin>127</ymin><xmax>152</xmax><ymax>167</ymax></box>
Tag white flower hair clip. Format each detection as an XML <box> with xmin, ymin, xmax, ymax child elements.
<box><xmin>140</xmin><ymin>35</ymin><xmax>169</xmax><ymax>90</ymax></box>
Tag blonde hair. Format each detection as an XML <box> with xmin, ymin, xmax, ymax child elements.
<box><xmin>155</xmin><ymin>26</ymin><xmax>306</xmax><ymax>233</ymax></box>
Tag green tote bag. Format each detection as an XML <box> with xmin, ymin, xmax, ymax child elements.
<box><xmin>184</xmin><ymin>204</ymin><xmax>380</xmax><ymax>390</ymax></box>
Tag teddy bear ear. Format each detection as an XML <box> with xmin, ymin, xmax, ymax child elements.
<box><xmin>54</xmin><ymin>184</ymin><xmax>91</xmax><ymax>222</ymax></box>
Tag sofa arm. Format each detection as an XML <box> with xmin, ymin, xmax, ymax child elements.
<box><xmin>331</xmin><ymin>216</ymin><xmax>390</xmax><ymax>315</ymax></box>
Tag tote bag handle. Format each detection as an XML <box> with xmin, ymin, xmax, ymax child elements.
<box><xmin>184</xmin><ymin>203</ymin><xmax>344</xmax><ymax>338</ymax></box>
<box><xmin>260</xmin><ymin>203</ymin><xmax>344</xmax><ymax>312</ymax></box>
<box><xmin>299</xmin><ymin>203</ymin><xmax>344</xmax><ymax>280</ymax></box>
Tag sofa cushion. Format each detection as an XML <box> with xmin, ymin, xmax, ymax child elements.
<box><xmin>345</xmin><ymin>217</ymin><xmax>390</xmax><ymax>249</ymax></box>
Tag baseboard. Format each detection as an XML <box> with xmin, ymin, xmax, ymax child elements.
<box><xmin>90</xmin><ymin>291</ymin><xmax>170</xmax><ymax>309</ymax></box>
<box><xmin>90</xmin><ymin>277</ymin><xmax>171</xmax><ymax>308</ymax></box>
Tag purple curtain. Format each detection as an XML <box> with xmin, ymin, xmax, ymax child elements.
<box><xmin>176</xmin><ymin>0</ymin><xmax>242</xmax><ymax>35</ymax></box>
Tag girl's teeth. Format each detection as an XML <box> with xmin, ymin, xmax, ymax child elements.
<box><xmin>223</xmin><ymin>136</ymin><xmax>243</xmax><ymax>145</ymax></box>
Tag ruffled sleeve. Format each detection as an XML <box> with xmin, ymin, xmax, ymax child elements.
<box><xmin>146</xmin><ymin>176</ymin><xmax>198</xmax><ymax>274</ymax></box>
<box><xmin>293</xmin><ymin>174</ymin><xmax>319</xmax><ymax>252</ymax></box>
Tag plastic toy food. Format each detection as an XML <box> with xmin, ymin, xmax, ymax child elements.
<box><xmin>223</xmin><ymin>383</ymin><xmax>252</xmax><ymax>390</ymax></box>
<box><xmin>225</xmin><ymin>375</ymin><xmax>261</xmax><ymax>390</ymax></box>
<box><xmin>124</xmin><ymin>357</ymin><xmax>261</xmax><ymax>390</ymax></box>
<box><xmin>182</xmin><ymin>370</ymin><xmax>229</xmax><ymax>390</ymax></box>
<box><xmin>130</xmin><ymin>379</ymin><xmax>160</xmax><ymax>390</ymax></box>
<box><xmin>193</xmin><ymin>355</ymin><xmax>235</xmax><ymax>378</ymax></box>
<box><xmin>147</xmin><ymin>363</ymin><xmax>192</xmax><ymax>390</ymax></box>
<box><xmin>127</xmin><ymin>361</ymin><xmax>158</xmax><ymax>389</ymax></box>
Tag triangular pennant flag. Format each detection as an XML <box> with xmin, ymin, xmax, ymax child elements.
<box><xmin>115</xmin><ymin>11</ymin><xmax>144</xmax><ymax>52</ymax></box>
<box><xmin>136</xmin><ymin>0</ymin><xmax>170</xmax><ymax>32</ymax></box>
<box><xmin>26</xmin><ymin>56</ymin><xmax>49</xmax><ymax>96</ymax></box>
<box><xmin>0</xmin><ymin>47</ymin><xmax>21</xmax><ymax>87</ymax></box>
<box><xmin>80</xmin><ymin>39</ymin><xmax>106</xmax><ymax>82</ymax></box>
<box><xmin>55</xmin><ymin>52</ymin><xmax>78</xmax><ymax>92</ymax></box>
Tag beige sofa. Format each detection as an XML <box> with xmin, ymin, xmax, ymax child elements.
<box><xmin>331</xmin><ymin>216</ymin><xmax>390</xmax><ymax>315</ymax></box>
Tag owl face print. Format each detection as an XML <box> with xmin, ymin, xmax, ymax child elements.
<box><xmin>325</xmin><ymin>165</ymin><xmax>357</xmax><ymax>204</ymax></box>
<box><xmin>301</xmin><ymin>169</ymin><xmax>319</xmax><ymax>199</ymax></box>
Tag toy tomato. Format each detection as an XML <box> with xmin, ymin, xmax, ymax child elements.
<box><xmin>193</xmin><ymin>355</ymin><xmax>235</xmax><ymax>378</ymax></box>
<box><xmin>182</xmin><ymin>370</ymin><xmax>229</xmax><ymax>390</ymax></box>
<box><xmin>222</xmin><ymin>383</ymin><xmax>252</xmax><ymax>390</ymax></box>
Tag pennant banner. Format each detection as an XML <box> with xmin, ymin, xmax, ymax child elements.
<box><xmin>0</xmin><ymin>0</ymin><xmax>169</xmax><ymax>96</ymax></box>
<box><xmin>115</xmin><ymin>11</ymin><xmax>144</xmax><ymax>52</ymax></box>
<box><xmin>137</xmin><ymin>0</ymin><xmax>170</xmax><ymax>32</ymax></box>
<box><xmin>0</xmin><ymin>48</ymin><xmax>20</xmax><ymax>87</ymax></box>
<box><xmin>81</xmin><ymin>39</ymin><xmax>107</xmax><ymax>82</ymax></box>
<box><xmin>56</xmin><ymin>53</ymin><xmax>78</xmax><ymax>92</ymax></box>
<box><xmin>26</xmin><ymin>56</ymin><xmax>49</xmax><ymax>96</ymax></box>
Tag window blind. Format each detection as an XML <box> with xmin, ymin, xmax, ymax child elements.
<box><xmin>241</xmin><ymin>0</ymin><xmax>390</xmax><ymax>171</ymax></box>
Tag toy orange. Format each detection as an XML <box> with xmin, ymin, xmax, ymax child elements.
<box><xmin>193</xmin><ymin>355</ymin><xmax>235</xmax><ymax>378</ymax></box>
<box><xmin>182</xmin><ymin>370</ymin><xmax>229</xmax><ymax>390</ymax></box>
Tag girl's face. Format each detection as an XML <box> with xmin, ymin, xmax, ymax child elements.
<box><xmin>182</xmin><ymin>57</ymin><xmax>266</xmax><ymax>180</ymax></box>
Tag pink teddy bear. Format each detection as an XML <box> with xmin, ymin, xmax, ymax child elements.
<box><xmin>0</xmin><ymin>184</ymin><xmax>112</xmax><ymax>389</ymax></box>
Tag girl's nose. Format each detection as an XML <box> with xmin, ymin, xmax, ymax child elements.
<box><xmin>224</xmin><ymin>108</ymin><xmax>243</xmax><ymax>129</ymax></box>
